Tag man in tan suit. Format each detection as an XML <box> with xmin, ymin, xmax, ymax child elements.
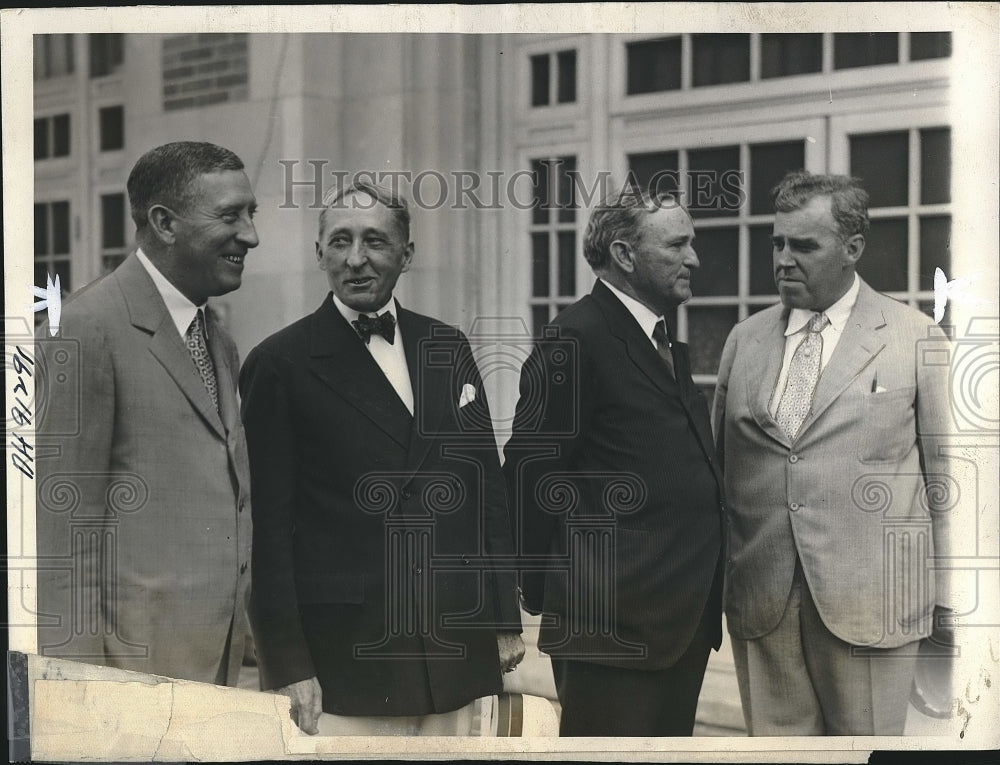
<box><xmin>35</xmin><ymin>141</ymin><xmax>258</xmax><ymax>685</ymax></box>
<box><xmin>712</xmin><ymin>171</ymin><xmax>956</xmax><ymax>735</ymax></box>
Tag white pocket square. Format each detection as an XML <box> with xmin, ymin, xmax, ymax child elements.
<box><xmin>875</xmin><ymin>385</ymin><xmax>888</xmax><ymax>394</ymax></box>
<box><xmin>458</xmin><ymin>383</ymin><xmax>477</xmax><ymax>409</ymax></box>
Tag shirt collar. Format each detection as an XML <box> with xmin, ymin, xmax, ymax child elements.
<box><xmin>135</xmin><ymin>248</ymin><xmax>206</xmax><ymax>339</ymax></box>
<box><xmin>332</xmin><ymin>293</ymin><xmax>398</xmax><ymax>326</ymax></box>
<box><xmin>785</xmin><ymin>273</ymin><xmax>860</xmax><ymax>337</ymax></box>
<box><xmin>600</xmin><ymin>278</ymin><xmax>663</xmax><ymax>341</ymax></box>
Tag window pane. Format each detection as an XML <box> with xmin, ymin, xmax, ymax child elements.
<box><xmin>102</xmin><ymin>254</ymin><xmax>127</xmax><ymax>275</ymax></box>
<box><xmin>856</xmin><ymin>218</ymin><xmax>907</xmax><ymax>292</ymax></box>
<box><xmin>531</xmin><ymin>305</ymin><xmax>550</xmax><ymax>339</ymax></box>
<box><xmin>52</xmin><ymin>259</ymin><xmax>72</xmax><ymax>294</ymax></box>
<box><xmin>749</xmin><ymin>224</ymin><xmax>778</xmax><ymax>295</ymax></box>
<box><xmin>761</xmin><ymin>34</ymin><xmax>822</xmax><ymax>78</ymax></box>
<box><xmin>749</xmin><ymin>140</ymin><xmax>806</xmax><ymax>215</ymax></box>
<box><xmin>687</xmin><ymin>145</ymin><xmax>740</xmax><ymax>218</ymax></box>
<box><xmin>34</xmin><ymin>203</ymin><xmax>49</xmax><ymax>256</ymax></box>
<box><xmin>52</xmin><ymin>201</ymin><xmax>71</xmax><ymax>254</ymax></box>
<box><xmin>626</xmin><ymin>36</ymin><xmax>681</xmax><ymax>95</ymax></box>
<box><xmin>910</xmin><ymin>32</ymin><xmax>951</xmax><ymax>61</ymax></box>
<box><xmin>90</xmin><ymin>33</ymin><xmax>124</xmax><ymax>78</ymax></box>
<box><xmin>556</xmin><ymin>49</ymin><xmax>576</xmax><ymax>103</ymax></box>
<box><xmin>687</xmin><ymin>306</ymin><xmax>740</xmax><ymax>376</ymax></box>
<box><xmin>99</xmin><ymin>105</ymin><xmax>125</xmax><ymax>151</ymax></box>
<box><xmin>530</xmin><ymin>54</ymin><xmax>550</xmax><ymax>106</ymax></box>
<box><xmin>691</xmin><ymin>227</ymin><xmax>738</xmax><ymax>297</ymax></box>
<box><xmin>920</xmin><ymin>127</ymin><xmax>950</xmax><ymax>205</ymax></box>
<box><xmin>557</xmin><ymin>232</ymin><xmax>576</xmax><ymax>296</ymax></box>
<box><xmin>834</xmin><ymin>33</ymin><xmax>899</xmax><ymax>69</ymax></box>
<box><xmin>627</xmin><ymin>151</ymin><xmax>679</xmax><ymax>199</ymax></box>
<box><xmin>919</xmin><ymin>215</ymin><xmax>951</xmax><ymax>291</ymax></box>
<box><xmin>531</xmin><ymin>233</ymin><xmax>549</xmax><ymax>297</ymax></box>
<box><xmin>692</xmin><ymin>34</ymin><xmax>750</xmax><ymax>87</ymax></box>
<box><xmin>531</xmin><ymin>159</ymin><xmax>549</xmax><ymax>225</ymax></box>
<box><xmin>52</xmin><ymin>114</ymin><xmax>71</xmax><ymax>157</ymax></box>
<box><xmin>556</xmin><ymin>155</ymin><xmax>577</xmax><ymax>223</ymax></box>
<box><xmin>850</xmin><ymin>132</ymin><xmax>909</xmax><ymax>207</ymax></box>
<box><xmin>34</xmin><ymin>118</ymin><xmax>49</xmax><ymax>160</ymax></box>
<box><xmin>101</xmin><ymin>193</ymin><xmax>126</xmax><ymax>249</ymax></box>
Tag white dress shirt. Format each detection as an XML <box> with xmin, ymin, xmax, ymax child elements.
<box><xmin>769</xmin><ymin>273</ymin><xmax>860</xmax><ymax>416</ymax></box>
<box><xmin>136</xmin><ymin>248</ymin><xmax>206</xmax><ymax>340</ymax></box>
<box><xmin>600</xmin><ymin>278</ymin><xmax>669</xmax><ymax>350</ymax></box>
<box><xmin>333</xmin><ymin>294</ymin><xmax>415</xmax><ymax>415</ymax></box>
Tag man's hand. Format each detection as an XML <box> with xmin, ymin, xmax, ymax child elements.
<box><xmin>497</xmin><ymin>631</ymin><xmax>526</xmax><ymax>674</ymax></box>
<box><xmin>276</xmin><ymin>676</ymin><xmax>323</xmax><ymax>735</ymax></box>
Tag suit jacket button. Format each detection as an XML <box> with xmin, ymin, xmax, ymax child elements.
<box><xmin>788</xmin><ymin>454</ymin><xmax>799</xmax><ymax>463</ymax></box>
<box><xmin>461</xmin><ymin>556</ymin><xmax>470</xmax><ymax>566</ymax></box>
<box><xmin>401</xmin><ymin>488</ymin><xmax>412</xmax><ymax>501</ymax></box>
<box><xmin>413</xmin><ymin>566</ymin><xmax>422</xmax><ymax>575</ymax></box>
<box><xmin>789</xmin><ymin>502</ymin><xmax>800</xmax><ymax>512</ymax></box>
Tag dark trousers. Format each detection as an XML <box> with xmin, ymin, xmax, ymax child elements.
<box><xmin>550</xmin><ymin>623</ymin><xmax>713</xmax><ymax>736</ymax></box>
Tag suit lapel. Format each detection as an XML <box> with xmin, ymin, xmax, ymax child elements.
<box><xmin>746</xmin><ymin>305</ymin><xmax>792</xmax><ymax>447</ymax></box>
<box><xmin>306</xmin><ymin>296</ymin><xmax>412</xmax><ymax>450</ymax></box>
<box><xmin>116</xmin><ymin>255</ymin><xmax>226</xmax><ymax>440</ymax></box>
<box><xmin>400</xmin><ymin>307</ymin><xmax>449</xmax><ymax>474</ymax></box>
<box><xmin>205</xmin><ymin>308</ymin><xmax>238</xmax><ymax>433</ymax></box>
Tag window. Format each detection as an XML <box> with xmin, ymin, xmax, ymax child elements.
<box><xmin>626</xmin><ymin>36</ymin><xmax>681</xmax><ymax>95</ymax></box>
<box><xmin>35</xmin><ymin>201</ymin><xmax>72</xmax><ymax>294</ymax></box>
<box><xmin>529</xmin><ymin>156</ymin><xmax>578</xmax><ymax>336</ymax></box>
<box><xmin>530</xmin><ymin>49</ymin><xmax>576</xmax><ymax>106</ymax></box>
<box><xmin>33</xmin><ymin>34</ymin><xmax>75</xmax><ymax>80</ymax></box>
<box><xmin>910</xmin><ymin>32</ymin><xmax>952</xmax><ymax>61</ymax></box>
<box><xmin>90</xmin><ymin>33</ymin><xmax>124</xmax><ymax>78</ymax></box>
<box><xmin>691</xmin><ymin>34</ymin><xmax>750</xmax><ymax>87</ymax></box>
<box><xmin>34</xmin><ymin>114</ymin><xmax>70</xmax><ymax>160</ymax></box>
<box><xmin>162</xmin><ymin>33</ymin><xmax>249</xmax><ymax>111</ymax></box>
<box><xmin>834</xmin><ymin>33</ymin><xmax>899</xmax><ymax>70</ymax></box>
<box><xmin>760</xmin><ymin>34</ymin><xmax>823</xmax><ymax>78</ymax></box>
<box><xmin>100</xmin><ymin>193</ymin><xmax>128</xmax><ymax>274</ymax></box>
<box><xmin>99</xmin><ymin>105</ymin><xmax>125</xmax><ymax>151</ymax></box>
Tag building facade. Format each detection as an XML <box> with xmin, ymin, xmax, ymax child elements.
<box><xmin>34</xmin><ymin>31</ymin><xmax>952</xmax><ymax>424</ymax></box>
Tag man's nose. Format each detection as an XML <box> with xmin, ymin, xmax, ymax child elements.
<box><xmin>345</xmin><ymin>242</ymin><xmax>366</xmax><ymax>268</ymax></box>
<box><xmin>774</xmin><ymin>244</ymin><xmax>794</xmax><ymax>267</ymax></box>
<box><xmin>684</xmin><ymin>246</ymin><xmax>700</xmax><ymax>269</ymax></box>
<box><xmin>237</xmin><ymin>215</ymin><xmax>259</xmax><ymax>248</ymax></box>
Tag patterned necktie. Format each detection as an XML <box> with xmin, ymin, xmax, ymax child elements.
<box><xmin>353</xmin><ymin>312</ymin><xmax>396</xmax><ymax>344</ymax></box>
<box><xmin>186</xmin><ymin>309</ymin><xmax>219</xmax><ymax>411</ymax></box>
<box><xmin>775</xmin><ymin>312</ymin><xmax>830</xmax><ymax>439</ymax></box>
<box><xmin>652</xmin><ymin>319</ymin><xmax>676</xmax><ymax>380</ymax></box>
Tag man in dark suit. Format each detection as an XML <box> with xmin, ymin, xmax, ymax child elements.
<box><xmin>503</xmin><ymin>188</ymin><xmax>725</xmax><ymax>736</ymax></box>
<box><xmin>240</xmin><ymin>181</ymin><xmax>524</xmax><ymax>735</ymax></box>
<box><xmin>35</xmin><ymin>141</ymin><xmax>258</xmax><ymax>684</ymax></box>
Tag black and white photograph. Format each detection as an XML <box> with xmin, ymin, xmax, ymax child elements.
<box><xmin>4</xmin><ymin>3</ymin><xmax>998</xmax><ymax>760</ymax></box>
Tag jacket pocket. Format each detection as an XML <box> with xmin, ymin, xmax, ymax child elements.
<box><xmin>295</xmin><ymin>574</ymin><xmax>365</xmax><ymax>604</ymax></box>
<box><xmin>859</xmin><ymin>386</ymin><xmax>917</xmax><ymax>464</ymax></box>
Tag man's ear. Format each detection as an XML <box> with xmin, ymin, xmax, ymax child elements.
<box><xmin>147</xmin><ymin>205</ymin><xmax>178</xmax><ymax>246</ymax></box>
<box><xmin>609</xmin><ymin>240</ymin><xmax>635</xmax><ymax>274</ymax></box>
<box><xmin>400</xmin><ymin>242</ymin><xmax>415</xmax><ymax>274</ymax></box>
<box><xmin>844</xmin><ymin>233</ymin><xmax>865</xmax><ymax>265</ymax></box>
<box><xmin>316</xmin><ymin>241</ymin><xmax>326</xmax><ymax>269</ymax></box>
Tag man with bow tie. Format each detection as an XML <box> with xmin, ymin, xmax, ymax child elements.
<box><xmin>712</xmin><ymin>171</ymin><xmax>957</xmax><ymax>735</ymax></box>
<box><xmin>240</xmin><ymin>180</ymin><xmax>523</xmax><ymax>735</ymax></box>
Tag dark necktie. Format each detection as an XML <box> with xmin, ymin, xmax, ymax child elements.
<box><xmin>353</xmin><ymin>312</ymin><xmax>396</xmax><ymax>344</ymax></box>
<box><xmin>185</xmin><ymin>309</ymin><xmax>219</xmax><ymax>411</ymax></box>
<box><xmin>775</xmin><ymin>312</ymin><xmax>831</xmax><ymax>439</ymax></box>
<box><xmin>652</xmin><ymin>318</ymin><xmax>676</xmax><ymax>380</ymax></box>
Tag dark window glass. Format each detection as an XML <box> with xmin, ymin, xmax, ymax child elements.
<box><xmin>687</xmin><ymin>306</ymin><xmax>740</xmax><ymax>375</ymax></box>
<box><xmin>556</xmin><ymin>49</ymin><xmax>576</xmax><ymax>103</ymax></box>
<box><xmin>627</xmin><ymin>151</ymin><xmax>680</xmax><ymax>200</ymax></box>
<box><xmin>52</xmin><ymin>201</ymin><xmax>71</xmax><ymax>254</ymax></box>
<box><xmin>692</xmin><ymin>34</ymin><xmax>750</xmax><ymax>87</ymax></box>
<box><xmin>34</xmin><ymin>203</ymin><xmax>48</xmax><ymax>256</ymax></box>
<box><xmin>531</xmin><ymin>54</ymin><xmax>550</xmax><ymax>106</ymax></box>
<box><xmin>51</xmin><ymin>259</ymin><xmax>72</xmax><ymax>294</ymax></box>
<box><xmin>34</xmin><ymin>34</ymin><xmax>75</xmax><ymax>79</ymax></box>
<box><xmin>531</xmin><ymin>233</ymin><xmax>549</xmax><ymax>297</ymax></box>
<box><xmin>920</xmin><ymin>127</ymin><xmax>951</xmax><ymax>205</ymax></box>
<box><xmin>691</xmin><ymin>227</ymin><xmax>739</xmax><ymax>297</ymax></box>
<box><xmin>101</xmin><ymin>193</ymin><xmax>126</xmax><ymax>249</ymax></box>
<box><xmin>749</xmin><ymin>141</ymin><xmax>806</xmax><ymax>215</ymax></box>
<box><xmin>856</xmin><ymin>217</ymin><xmax>907</xmax><ymax>291</ymax></box>
<box><xmin>555</xmin><ymin>156</ymin><xmax>577</xmax><ymax>223</ymax></box>
<box><xmin>34</xmin><ymin>118</ymin><xmax>49</xmax><ymax>160</ymax></box>
<box><xmin>101</xmin><ymin>254</ymin><xmax>128</xmax><ymax>275</ymax></box>
<box><xmin>687</xmin><ymin>145</ymin><xmax>740</xmax><ymax>218</ymax></box>
<box><xmin>531</xmin><ymin>159</ymin><xmax>549</xmax><ymax>225</ymax></box>
<box><xmin>749</xmin><ymin>224</ymin><xmax>778</xmax><ymax>295</ymax></box>
<box><xmin>626</xmin><ymin>36</ymin><xmax>681</xmax><ymax>95</ymax></box>
<box><xmin>99</xmin><ymin>105</ymin><xmax>124</xmax><ymax>151</ymax></box>
<box><xmin>910</xmin><ymin>32</ymin><xmax>951</xmax><ymax>61</ymax></box>
<box><xmin>557</xmin><ymin>232</ymin><xmax>576</xmax><ymax>296</ymax></box>
<box><xmin>850</xmin><ymin>132</ymin><xmax>909</xmax><ymax>207</ymax></box>
<box><xmin>90</xmin><ymin>33</ymin><xmax>124</xmax><ymax>78</ymax></box>
<box><xmin>761</xmin><ymin>33</ymin><xmax>823</xmax><ymax>78</ymax></box>
<box><xmin>834</xmin><ymin>33</ymin><xmax>899</xmax><ymax>69</ymax></box>
<box><xmin>531</xmin><ymin>305</ymin><xmax>550</xmax><ymax>339</ymax></box>
<box><xmin>919</xmin><ymin>215</ymin><xmax>951</xmax><ymax>291</ymax></box>
<box><xmin>52</xmin><ymin>114</ymin><xmax>71</xmax><ymax>157</ymax></box>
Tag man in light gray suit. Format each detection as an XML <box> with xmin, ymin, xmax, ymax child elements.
<box><xmin>712</xmin><ymin>171</ymin><xmax>956</xmax><ymax>735</ymax></box>
<box><xmin>35</xmin><ymin>141</ymin><xmax>258</xmax><ymax>685</ymax></box>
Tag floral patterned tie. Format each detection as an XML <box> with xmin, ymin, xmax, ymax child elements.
<box><xmin>775</xmin><ymin>312</ymin><xmax>830</xmax><ymax>439</ymax></box>
<box><xmin>185</xmin><ymin>309</ymin><xmax>219</xmax><ymax>411</ymax></box>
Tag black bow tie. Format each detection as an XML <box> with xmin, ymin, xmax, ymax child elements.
<box><xmin>353</xmin><ymin>312</ymin><xmax>396</xmax><ymax>344</ymax></box>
